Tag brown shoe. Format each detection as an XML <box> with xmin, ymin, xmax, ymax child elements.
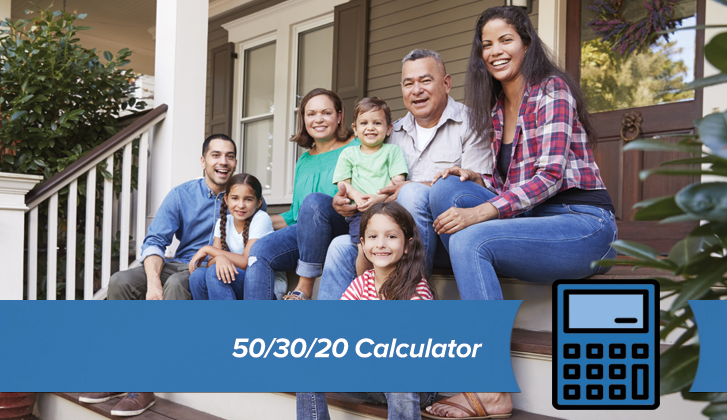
<box><xmin>110</xmin><ymin>392</ymin><xmax>156</xmax><ymax>417</ymax></box>
<box><xmin>78</xmin><ymin>392</ymin><xmax>127</xmax><ymax>403</ymax></box>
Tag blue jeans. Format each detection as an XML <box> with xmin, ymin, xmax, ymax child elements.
<box><xmin>296</xmin><ymin>392</ymin><xmax>436</xmax><ymax>420</ymax></box>
<box><xmin>245</xmin><ymin>224</ymin><xmax>298</xmax><ymax>300</ymax></box>
<box><xmin>317</xmin><ymin>183</ymin><xmax>451</xmax><ymax>300</ymax></box>
<box><xmin>297</xmin><ymin>193</ymin><xmax>350</xmax><ymax>276</ymax></box>
<box><xmin>429</xmin><ymin>177</ymin><xmax>617</xmax><ymax>300</ymax></box>
<box><xmin>189</xmin><ymin>264</ymin><xmax>245</xmax><ymax>300</ymax></box>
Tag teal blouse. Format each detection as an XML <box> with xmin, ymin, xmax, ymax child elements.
<box><xmin>280</xmin><ymin>138</ymin><xmax>361</xmax><ymax>226</ymax></box>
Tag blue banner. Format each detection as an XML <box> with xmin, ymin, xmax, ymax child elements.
<box><xmin>0</xmin><ymin>300</ymin><xmax>521</xmax><ymax>392</ymax></box>
<box><xmin>690</xmin><ymin>300</ymin><xmax>727</xmax><ymax>392</ymax></box>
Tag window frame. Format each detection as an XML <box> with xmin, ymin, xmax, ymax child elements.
<box><xmin>224</xmin><ymin>0</ymin><xmax>347</xmax><ymax>205</ymax></box>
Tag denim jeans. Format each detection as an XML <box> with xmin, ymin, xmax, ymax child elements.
<box><xmin>297</xmin><ymin>193</ymin><xmax>350</xmax><ymax>277</ymax></box>
<box><xmin>317</xmin><ymin>183</ymin><xmax>451</xmax><ymax>300</ymax></box>
<box><xmin>429</xmin><ymin>177</ymin><xmax>617</xmax><ymax>300</ymax></box>
<box><xmin>296</xmin><ymin>392</ymin><xmax>436</xmax><ymax>420</ymax></box>
<box><xmin>245</xmin><ymin>224</ymin><xmax>298</xmax><ymax>300</ymax></box>
<box><xmin>189</xmin><ymin>264</ymin><xmax>245</xmax><ymax>300</ymax></box>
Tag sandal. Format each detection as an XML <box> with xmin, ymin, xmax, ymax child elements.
<box><xmin>421</xmin><ymin>393</ymin><xmax>512</xmax><ymax>419</ymax></box>
<box><xmin>282</xmin><ymin>290</ymin><xmax>309</xmax><ymax>300</ymax></box>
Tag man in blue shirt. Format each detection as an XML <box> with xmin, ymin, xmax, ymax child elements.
<box><xmin>108</xmin><ymin>134</ymin><xmax>237</xmax><ymax>301</ymax></box>
<box><xmin>79</xmin><ymin>135</ymin><xmax>237</xmax><ymax>416</ymax></box>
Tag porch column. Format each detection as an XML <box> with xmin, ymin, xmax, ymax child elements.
<box><xmin>0</xmin><ymin>0</ymin><xmax>10</xmax><ymax>22</ymax></box>
<box><xmin>151</xmin><ymin>0</ymin><xmax>209</xmax><ymax>213</ymax></box>
<box><xmin>538</xmin><ymin>0</ymin><xmax>567</xmax><ymax>66</ymax></box>
<box><xmin>0</xmin><ymin>173</ymin><xmax>43</xmax><ymax>299</ymax></box>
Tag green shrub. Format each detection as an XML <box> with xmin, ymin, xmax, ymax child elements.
<box><xmin>0</xmin><ymin>6</ymin><xmax>145</xmax><ymax>178</ymax></box>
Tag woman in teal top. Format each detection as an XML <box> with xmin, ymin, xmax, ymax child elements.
<box><xmin>245</xmin><ymin>88</ymin><xmax>359</xmax><ymax>299</ymax></box>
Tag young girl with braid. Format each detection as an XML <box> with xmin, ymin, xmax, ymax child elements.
<box><xmin>188</xmin><ymin>173</ymin><xmax>273</xmax><ymax>300</ymax></box>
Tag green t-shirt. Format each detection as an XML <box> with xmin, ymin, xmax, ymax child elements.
<box><xmin>332</xmin><ymin>142</ymin><xmax>409</xmax><ymax>195</ymax></box>
<box><xmin>280</xmin><ymin>138</ymin><xmax>361</xmax><ymax>226</ymax></box>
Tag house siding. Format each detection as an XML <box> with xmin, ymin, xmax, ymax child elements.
<box><xmin>366</xmin><ymin>0</ymin><xmax>539</xmax><ymax>120</ymax></box>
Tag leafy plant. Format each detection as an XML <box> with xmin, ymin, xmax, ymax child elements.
<box><xmin>0</xmin><ymin>6</ymin><xmax>145</xmax><ymax>178</ymax></box>
<box><xmin>595</xmin><ymin>3</ymin><xmax>727</xmax><ymax>416</ymax></box>
<box><xmin>0</xmin><ymin>6</ymin><xmax>146</xmax><ymax>299</ymax></box>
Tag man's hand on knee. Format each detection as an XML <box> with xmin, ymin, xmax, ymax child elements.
<box><xmin>146</xmin><ymin>282</ymin><xmax>163</xmax><ymax>300</ymax></box>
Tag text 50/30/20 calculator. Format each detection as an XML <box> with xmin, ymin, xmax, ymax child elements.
<box><xmin>552</xmin><ymin>279</ymin><xmax>660</xmax><ymax>410</ymax></box>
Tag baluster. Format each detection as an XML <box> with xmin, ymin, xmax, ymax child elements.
<box><xmin>101</xmin><ymin>155</ymin><xmax>114</xmax><ymax>289</ymax></box>
<box><xmin>84</xmin><ymin>168</ymin><xmax>97</xmax><ymax>300</ymax></box>
<box><xmin>120</xmin><ymin>143</ymin><xmax>132</xmax><ymax>271</ymax></box>
<box><xmin>47</xmin><ymin>193</ymin><xmax>58</xmax><ymax>300</ymax></box>
<box><xmin>136</xmin><ymin>132</ymin><xmax>149</xmax><ymax>259</ymax></box>
<box><xmin>66</xmin><ymin>180</ymin><xmax>78</xmax><ymax>300</ymax></box>
<box><xmin>27</xmin><ymin>207</ymin><xmax>39</xmax><ymax>300</ymax></box>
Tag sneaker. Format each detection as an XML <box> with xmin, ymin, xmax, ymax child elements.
<box><xmin>78</xmin><ymin>392</ymin><xmax>127</xmax><ymax>403</ymax></box>
<box><xmin>110</xmin><ymin>392</ymin><xmax>156</xmax><ymax>417</ymax></box>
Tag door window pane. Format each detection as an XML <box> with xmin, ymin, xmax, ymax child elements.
<box><xmin>296</xmin><ymin>25</ymin><xmax>333</xmax><ymax>107</ymax></box>
<box><xmin>244</xmin><ymin>118</ymin><xmax>274</xmax><ymax>190</ymax></box>
<box><xmin>244</xmin><ymin>42</ymin><xmax>276</xmax><ymax>117</ymax></box>
<box><xmin>580</xmin><ymin>0</ymin><xmax>697</xmax><ymax>113</ymax></box>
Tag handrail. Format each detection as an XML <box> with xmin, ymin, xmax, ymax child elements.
<box><xmin>25</xmin><ymin>104</ymin><xmax>168</xmax><ymax>209</ymax></box>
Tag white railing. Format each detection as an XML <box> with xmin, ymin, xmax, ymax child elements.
<box><xmin>24</xmin><ymin>105</ymin><xmax>168</xmax><ymax>300</ymax></box>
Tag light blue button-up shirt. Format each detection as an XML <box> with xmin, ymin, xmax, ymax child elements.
<box><xmin>140</xmin><ymin>178</ymin><xmax>224</xmax><ymax>264</ymax></box>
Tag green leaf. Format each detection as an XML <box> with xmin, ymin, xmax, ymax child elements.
<box><xmin>660</xmin><ymin>308</ymin><xmax>692</xmax><ymax>340</ymax></box>
<box><xmin>680</xmin><ymin>73</ymin><xmax>727</xmax><ymax>92</ymax></box>
<box><xmin>633</xmin><ymin>195</ymin><xmax>684</xmax><ymax>221</ymax></box>
<box><xmin>624</xmin><ymin>138</ymin><xmax>702</xmax><ymax>154</ymax></box>
<box><xmin>660</xmin><ymin>156</ymin><xmax>723</xmax><ymax>166</ymax></box>
<box><xmin>103</xmin><ymin>51</ymin><xmax>112</xmax><ymax>61</ymax></box>
<box><xmin>703</xmin><ymin>402</ymin><xmax>727</xmax><ymax>419</ymax></box>
<box><xmin>660</xmin><ymin>344</ymin><xmax>699</xmax><ymax>395</ymax></box>
<box><xmin>10</xmin><ymin>111</ymin><xmax>27</xmax><ymax>121</ymax></box>
<box><xmin>705</xmin><ymin>33</ymin><xmax>727</xmax><ymax>74</ymax></box>
<box><xmin>640</xmin><ymin>167</ymin><xmax>727</xmax><ymax>180</ymax></box>
<box><xmin>77</xmin><ymin>13</ymin><xmax>87</xmax><ymax>19</ymax></box>
<box><xmin>661</xmin><ymin>213</ymin><xmax>705</xmax><ymax>224</ymax></box>
<box><xmin>697</xmin><ymin>111</ymin><xmax>727</xmax><ymax>159</ymax></box>
<box><xmin>668</xmin><ymin>236</ymin><xmax>720</xmax><ymax>267</ymax></box>
<box><xmin>672</xmin><ymin>260</ymin><xmax>727</xmax><ymax>311</ymax></box>
<box><xmin>682</xmin><ymin>389</ymin><xmax>727</xmax><ymax>403</ymax></box>
<box><xmin>604</xmin><ymin>241</ymin><xmax>678</xmax><ymax>271</ymax></box>
<box><xmin>675</xmin><ymin>182</ymin><xmax>727</xmax><ymax>222</ymax></box>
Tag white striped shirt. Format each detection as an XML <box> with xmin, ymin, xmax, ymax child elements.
<box><xmin>340</xmin><ymin>270</ymin><xmax>433</xmax><ymax>300</ymax></box>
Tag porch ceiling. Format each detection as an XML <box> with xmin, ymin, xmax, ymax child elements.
<box><xmin>11</xmin><ymin>0</ymin><xmax>156</xmax><ymax>75</ymax></box>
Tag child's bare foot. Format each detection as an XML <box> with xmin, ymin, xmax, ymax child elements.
<box><xmin>423</xmin><ymin>392</ymin><xmax>512</xmax><ymax>418</ymax></box>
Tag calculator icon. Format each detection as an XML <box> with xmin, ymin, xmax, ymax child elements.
<box><xmin>552</xmin><ymin>279</ymin><xmax>659</xmax><ymax>410</ymax></box>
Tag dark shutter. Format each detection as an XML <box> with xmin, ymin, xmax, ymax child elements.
<box><xmin>209</xmin><ymin>42</ymin><xmax>236</xmax><ymax>136</ymax></box>
<box><xmin>332</xmin><ymin>0</ymin><xmax>369</xmax><ymax>127</ymax></box>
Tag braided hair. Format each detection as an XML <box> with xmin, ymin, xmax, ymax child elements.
<box><xmin>219</xmin><ymin>173</ymin><xmax>263</xmax><ymax>252</ymax></box>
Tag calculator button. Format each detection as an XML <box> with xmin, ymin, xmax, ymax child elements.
<box><xmin>563</xmin><ymin>384</ymin><xmax>580</xmax><ymax>400</ymax></box>
<box><xmin>563</xmin><ymin>364</ymin><xmax>580</xmax><ymax>380</ymax></box>
<box><xmin>609</xmin><ymin>343</ymin><xmax>627</xmax><ymax>359</ymax></box>
<box><xmin>609</xmin><ymin>364</ymin><xmax>627</xmax><ymax>380</ymax></box>
<box><xmin>586</xmin><ymin>364</ymin><xmax>604</xmax><ymax>380</ymax></box>
<box><xmin>632</xmin><ymin>343</ymin><xmax>649</xmax><ymax>359</ymax></box>
<box><xmin>609</xmin><ymin>384</ymin><xmax>627</xmax><ymax>400</ymax></box>
<box><xmin>586</xmin><ymin>344</ymin><xmax>603</xmax><ymax>359</ymax></box>
<box><xmin>563</xmin><ymin>344</ymin><xmax>580</xmax><ymax>359</ymax></box>
<box><xmin>586</xmin><ymin>384</ymin><xmax>603</xmax><ymax>400</ymax></box>
<box><xmin>632</xmin><ymin>364</ymin><xmax>650</xmax><ymax>400</ymax></box>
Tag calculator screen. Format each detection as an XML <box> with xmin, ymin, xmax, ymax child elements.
<box><xmin>564</xmin><ymin>290</ymin><xmax>649</xmax><ymax>333</ymax></box>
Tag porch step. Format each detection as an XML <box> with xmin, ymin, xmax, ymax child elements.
<box><xmin>50</xmin><ymin>393</ymin><xmax>225</xmax><ymax>420</ymax></box>
<box><xmin>323</xmin><ymin>393</ymin><xmax>564</xmax><ymax>420</ymax></box>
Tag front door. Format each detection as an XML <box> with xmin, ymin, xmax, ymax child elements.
<box><xmin>566</xmin><ymin>0</ymin><xmax>705</xmax><ymax>253</ymax></box>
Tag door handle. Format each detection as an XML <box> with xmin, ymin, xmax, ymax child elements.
<box><xmin>620</xmin><ymin>111</ymin><xmax>643</xmax><ymax>142</ymax></box>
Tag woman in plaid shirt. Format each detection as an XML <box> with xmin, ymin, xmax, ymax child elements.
<box><xmin>424</xmin><ymin>7</ymin><xmax>618</xmax><ymax>418</ymax></box>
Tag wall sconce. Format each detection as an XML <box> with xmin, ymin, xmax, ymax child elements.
<box><xmin>504</xmin><ymin>0</ymin><xmax>532</xmax><ymax>14</ymax></box>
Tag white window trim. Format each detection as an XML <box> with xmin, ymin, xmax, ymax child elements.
<box><xmin>224</xmin><ymin>0</ymin><xmax>348</xmax><ymax>205</ymax></box>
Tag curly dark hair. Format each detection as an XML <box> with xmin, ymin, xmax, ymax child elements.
<box><xmin>465</xmin><ymin>6</ymin><xmax>596</xmax><ymax>147</ymax></box>
<box><xmin>359</xmin><ymin>202</ymin><xmax>436</xmax><ymax>301</ymax></box>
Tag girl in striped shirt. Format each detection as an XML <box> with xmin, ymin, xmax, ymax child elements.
<box><xmin>341</xmin><ymin>202</ymin><xmax>434</xmax><ymax>301</ymax></box>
